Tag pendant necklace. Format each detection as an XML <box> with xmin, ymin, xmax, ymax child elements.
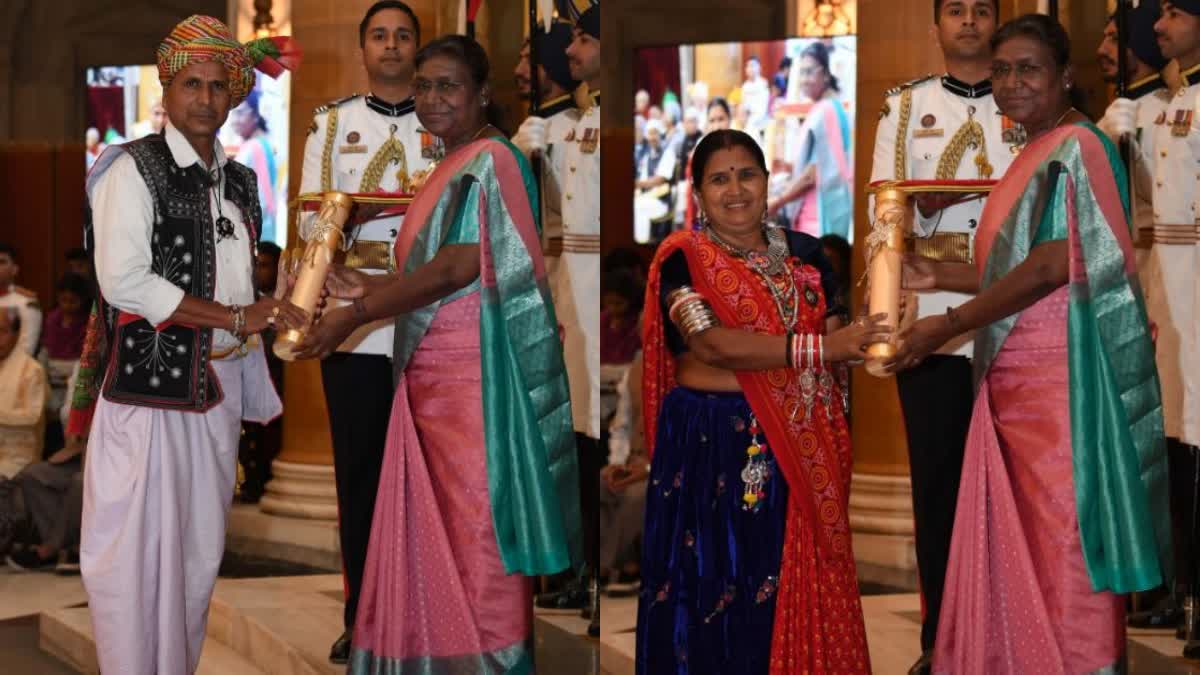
<box><xmin>211</xmin><ymin>166</ymin><xmax>236</xmax><ymax>242</ymax></box>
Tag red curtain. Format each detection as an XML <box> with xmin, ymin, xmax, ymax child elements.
<box><xmin>634</xmin><ymin>46</ymin><xmax>681</xmax><ymax>110</ymax></box>
<box><xmin>86</xmin><ymin>86</ymin><xmax>125</xmax><ymax>138</ymax></box>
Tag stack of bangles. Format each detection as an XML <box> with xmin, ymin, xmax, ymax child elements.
<box><xmin>666</xmin><ymin>286</ymin><xmax>719</xmax><ymax>337</ymax></box>
<box><xmin>786</xmin><ymin>331</ymin><xmax>825</xmax><ymax>370</ymax></box>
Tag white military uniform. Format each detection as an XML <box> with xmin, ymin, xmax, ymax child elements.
<box><xmin>523</xmin><ymin>93</ymin><xmax>577</xmax><ymax>299</ymax></box>
<box><xmin>545</xmin><ymin>90</ymin><xmax>600</xmax><ymax>438</ymax></box>
<box><xmin>299</xmin><ymin>94</ymin><xmax>433</xmax><ymax>356</ymax></box>
<box><xmin>0</xmin><ymin>285</ymin><xmax>42</xmax><ymax>356</ymax></box>
<box><xmin>870</xmin><ymin>74</ymin><xmax>1017</xmax><ymax>356</ymax></box>
<box><xmin>1097</xmin><ymin>73</ymin><xmax>1171</xmax><ymax>262</ymax></box>
<box><xmin>1137</xmin><ymin>64</ymin><xmax>1200</xmax><ymax>446</ymax></box>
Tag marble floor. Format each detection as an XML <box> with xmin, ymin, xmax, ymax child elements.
<box><xmin>0</xmin><ymin>566</ymin><xmax>596</xmax><ymax>674</ymax></box>
<box><xmin>601</xmin><ymin>591</ymin><xmax>1200</xmax><ymax>675</ymax></box>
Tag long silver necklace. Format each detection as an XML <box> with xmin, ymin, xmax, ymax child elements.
<box><xmin>705</xmin><ymin>225</ymin><xmax>799</xmax><ymax>328</ymax></box>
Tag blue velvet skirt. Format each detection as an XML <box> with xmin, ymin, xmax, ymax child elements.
<box><xmin>635</xmin><ymin>387</ymin><xmax>789</xmax><ymax>675</ymax></box>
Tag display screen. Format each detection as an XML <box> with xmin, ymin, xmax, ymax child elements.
<box><xmin>632</xmin><ymin>35</ymin><xmax>858</xmax><ymax>245</ymax></box>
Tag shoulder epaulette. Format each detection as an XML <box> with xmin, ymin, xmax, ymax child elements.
<box><xmin>884</xmin><ymin>74</ymin><xmax>937</xmax><ymax>98</ymax></box>
<box><xmin>535</xmin><ymin>93</ymin><xmax>576</xmax><ymax>118</ymax></box>
<box><xmin>313</xmin><ymin>94</ymin><xmax>361</xmax><ymax>116</ymax></box>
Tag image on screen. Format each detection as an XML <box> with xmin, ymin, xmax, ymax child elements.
<box><xmin>633</xmin><ymin>35</ymin><xmax>858</xmax><ymax>246</ymax></box>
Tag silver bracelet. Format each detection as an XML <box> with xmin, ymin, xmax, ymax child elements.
<box><xmin>229</xmin><ymin>304</ymin><xmax>246</xmax><ymax>342</ymax></box>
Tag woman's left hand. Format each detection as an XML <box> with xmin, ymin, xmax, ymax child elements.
<box><xmin>291</xmin><ymin>306</ymin><xmax>359</xmax><ymax>361</ymax></box>
<box><xmin>884</xmin><ymin>314</ymin><xmax>954</xmax><ymax>372</ymax></box>
<box><xmin>325</xmin><ymin>263</ymin><xmax>372</xmax><ymax>300</ymax></box>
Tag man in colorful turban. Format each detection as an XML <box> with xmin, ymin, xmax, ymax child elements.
<box><xmin>77</xmin><ymin>15</ymin><xmax>303</xmax><ymax>675</ymax></box>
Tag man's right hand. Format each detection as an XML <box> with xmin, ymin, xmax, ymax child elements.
<box><xmin>1100</xmin><ymin>98</ymin><xmax>1137</xmax><ymax>139</ymax></box>
<box><xmin>512</xmin><ymin>117</ymin><xmax>548</xmax><ymax>157</ymax></box>
<box><xmin>245</xmin><ymin>297</ymin><xmax>308</xmax><ymax>335</ymax></box>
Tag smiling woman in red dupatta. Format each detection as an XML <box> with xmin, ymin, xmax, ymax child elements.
<box><xmin>890</xmin><ymin>15</ymin><xmax>1171</xmax><ymax>674</ymax></box>
<box><xmin>637</xmin><ymin>129</ymin><xmax>891</xmax><ymax>675</ymax></box>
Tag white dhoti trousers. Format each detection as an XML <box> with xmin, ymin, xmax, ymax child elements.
<box><xmin>81</xmin><ymin>347</ymin><xmax>280</xmax><ymax>675</ymax></box>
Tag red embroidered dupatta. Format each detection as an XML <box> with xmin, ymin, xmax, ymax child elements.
<box><xmin>643</xmin><ymin>230</ymin><xmax>870</xmax><ymax>674</ymax></box>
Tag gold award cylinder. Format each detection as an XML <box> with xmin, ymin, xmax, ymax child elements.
<box><xmin>274</xmin><ymin>192</ymin><xmax>355</xmax><ymax>361</ymax></box>
<box><xmin>864</xmin><ymin>187</ymin><xmax>912</xmax><ymax>378</ymax></box>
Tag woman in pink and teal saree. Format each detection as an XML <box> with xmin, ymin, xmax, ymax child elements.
<box><xmin>295</xmin><ymin>35</ymin><xmax>581</xmax><ymax>674</ymax></box>
<box><xmin>888</xmin><ymin>15</ymin><xmax>1171</xmax><ymax>674</ymax></box>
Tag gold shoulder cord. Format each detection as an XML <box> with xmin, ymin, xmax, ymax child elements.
<box><xmin>894</xmin><ymin>87</ymin><xmax>913</xmax><ymax>181</ymax></box>
<box><xmin>359</xmin><ymin>134</ymin><xmax>409</xmax><ymax>192</ymax></box>
<box><xmin>320</xmin><ymin>106</ymin><xmax>339</xmax><ymax>192</ymax></box>
<box><xmin>936</xmin><ymin>111</ymin><xmax>992</xmax><ymax>179</ymax></box>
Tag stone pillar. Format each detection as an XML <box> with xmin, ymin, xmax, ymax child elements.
<box><xmin>261</xmin><ymin>359</ymin><xmax>341</xmax><ymax>519</ymax></box>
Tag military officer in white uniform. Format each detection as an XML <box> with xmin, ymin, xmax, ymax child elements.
<box><xmin>512</xmin><ymin>20</ymin><xmax>579</xmax><ymax>297</ymax></box>
<box><xmin>516</xmin><ymin>3</ymin><xmax>602</xmax><ymax>637</ymax></box>
<box><xmin>1097</xmin><ymin>5</ymin><xmax>1170</xmax><ymax>262</ymax></box>
<box><xmin>868</xmin><ymin>2</ymin><xmax>1013</xmax><ymax>673</ymax></box>
<box><xmin>295</xmin><ymin>1</ymin><xmax>431</xmax><ymax>665</ymax></box>
<box><xmin>1103</xmin><ymin>0</ymin><xmax>1200</xmax><ymax>653</ymax></box>
<box><xmin>1147</xmin><ymin>0</ymin><xmax>1200</xmax><ymax>454</ymax></box>
<box><xmin>1095</xmin><ymin>1</ymin><xmax>1183</xmax><ymax>633</ymax></box>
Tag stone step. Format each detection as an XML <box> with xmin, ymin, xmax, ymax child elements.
<box><xmin>39</xmin><ymin>607</ymin><xmax>265</xmax><ymax>675</ymax></box>
<box><xmin>206</xmin><ymin>575</ymin><xmax>345</xmax><ymax>675</ymax></box>
<box><xmin>38</xmin><ymin>574</ymin><xmax>597</xmax><ymax>675</ymax></box>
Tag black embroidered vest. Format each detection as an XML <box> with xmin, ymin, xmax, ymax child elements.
<box><xmin>86</xmin><ymin>133</ymin><xmax>260</xmax><ymax>411</ymax></box>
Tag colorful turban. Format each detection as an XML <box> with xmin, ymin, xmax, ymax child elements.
<box><xmin>156</xmin><ymin>15</ymin><xmax>301</xmax><ymax>106</ymax></box>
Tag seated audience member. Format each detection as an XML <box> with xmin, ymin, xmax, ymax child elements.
<box><xmin>600</xmin><ymin>352</ymin><xmax>647</xmax><ymax>596</ymax></box>
<box><xmin>0</xmin><ymin>307</ymin><xmax>47</xmax><ymax>479</ymax></box>
<box><xmin>40</xmin><ymin>274</ymin><xmax>91</xmax><ymax>420</ymax></box>
<box><xmin>5</xmin><ymin>436</ymin><xmax>85</xmax><ymax>573</ymax></box>
<box><xmin>0</xmin><ymin>244</ymin><xmax>42</xmax><ymax>356</ymax></box>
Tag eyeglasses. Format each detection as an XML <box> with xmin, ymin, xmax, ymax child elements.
<box><xmin>414</xmin><ymin>79</ymin><xmax>467</xmax><ymax>96</ymax></box>
<box><xmin>990</xmin><ymin>63</ymin><xmax>1048</xmax><ymax>81</ymax></box>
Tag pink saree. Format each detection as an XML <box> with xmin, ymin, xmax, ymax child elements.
<box><xmin>349</xmin><ymin>137</ymin><xmax>578</xmax><ymax>673</ymax></box>
<box><xmin>351</xmin><ymin>293</ymin><xmax>533</xmax><ymax>671</ymax></box>
<box><xmin>932</xmin><ymin>286</ymin><xmax>1126</xmax><ymax>674</ymax></box>
<box><xmin>933</xmin><ymin>123</ymin><xmax>1170</xmax><ymax>674</ymax></box>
